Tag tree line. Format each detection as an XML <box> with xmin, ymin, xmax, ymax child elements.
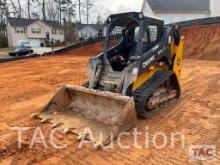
<box><xmin>0</xmin><ymin>0</ymin><xmax>105</xmax><ymax>46</ymax></box>
<box><xmin>0</xmin><ymin>0</ymin><xmax>100</xmax><ymax>25</ymax></box>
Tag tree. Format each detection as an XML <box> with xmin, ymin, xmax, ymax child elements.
<box><xmin>66</xmin><ymin>5</ymin><xmax>76</xmax><ymax>23</ymax></box>
<box><xmin>27</xmin><ymin>0</ymin><xmax>31</xmax><ymax>18</ymax></box>
<box><xmin>78</xmin><ymin>0</ymin><xmax>81</xmax><ymax>23</ymax></box>
<box><xmin>0</xmin><ymin>0</ymin><xmax>8</xmax><ymax>36</ymax></box>
<box><xmin>57</xmin><ymin>0</ymin><xmax>61</xmax><ymax>22</ymax></box>
<box><xmin>61</xmin><ymin>0</ymin><xmax>72</xmax><ymax>23</ymax></box>
<box><xmin>47</xmin><ymin>0</ymin><xmax>59</xmax><ymax>21</ymax></box>
<box><xmin>32</xmin><ymin>12</ymin><xmax>40</xmax><ymax>19</ymax></box>
<box><xmin>42</xmin><ymin>0</ymin><xmax>46</xmax><ymax>20</ymax></box>
<box><xmin>9</xmin><ymin>0</ymin><xmax>21</xmax><ymax>18</ymax></box>
<box><xmin>27</xmin><ymin>0</ymin><xmax>37</xmax><ymax>19</ymax></box>
<box><xmin>0</xmin><ymin>0</ymin><xmax>9</xmax><ymax>47</ymax></box>
<box><xmin>55</xmin><ymin>0</ymin><xmax>72</xmax><ymax>23</ymax></box>
<box><xmin>27</xmin><ymin>0</ymin><xmax>39</xmax><ymax>19</ymax></box>
<box><xmin>17</xmin><ymin>0</ymin><xmax>21</xmax><ymax>18</ymax></box>
<box><xmin>73</xmin><ymin>0</ymin><xmax>83</xmax><ymax>24</ymax></box>
<box><xmin>0</xmin><ymin>0</ymin><xmax>9</xmax><ymax>23</ymax></box>
<box><xmin>83</xmin><ymin>0</ymin><xmax>93</xmax><ymax>24</ymax></box>
<box><xmin>96</xmin><ymin>14</ymin><xmax>103</xmax><ymax>24</ymax></box>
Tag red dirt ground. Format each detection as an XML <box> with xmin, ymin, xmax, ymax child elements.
<box><xmin>0</xmin><ymin>29</ymin><xmax>220</xmax><ymax>165</ymax></box>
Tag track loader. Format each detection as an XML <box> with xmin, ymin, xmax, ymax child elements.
<box><xmin>33</xmin><ymin>12</ymin><xmax>184</xmax><ymax>146</ymax></box>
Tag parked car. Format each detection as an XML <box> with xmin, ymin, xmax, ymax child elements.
<box><xmin>9</xmin><ymin>47</ymin><xmax>34</xmax><ymax>56</ymax></box>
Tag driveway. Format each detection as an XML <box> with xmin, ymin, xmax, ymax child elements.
<box><xmin>0</xmin><ymin>47</ymin><xmax>13</xmax><ymax>58</ymax></box>
<box><xmin>33</xmin><ymin>47</ymin><xmax>64</xmax><ymax>55</ymax></box>
<box><xmin>0</xmin><ymin>47</ymin><xmax>64</xmax><ymax>60</ymax></box>
<box><xmin>0</xmin><ymin>48</ymin><xmax>14</xmax><ymax>60</ymax></box>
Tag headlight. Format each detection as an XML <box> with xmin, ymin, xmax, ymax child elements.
<box><xmin>108</xmin><ymin>17</ymin><xmax>112</xmax><ymax>22</ymax></box>
<box><xmin>168</xmin><ymin>35</ymin><xmax>172</xmax><ymax>44</ymax></box>
<box><xmin>132</xmin><ymin>68</ymin><xmax>139</xmax><ymax>76</ymax></box>
<box><xmin>132</xmin><ymin>68</ymin><xmax>139</xmax><ymax>82</ymax></box>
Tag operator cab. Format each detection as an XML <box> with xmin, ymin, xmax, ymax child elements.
<box><xmin>105</xmin><ymin>16</ymin><xmax>140</xmax><ymax>71</ymax></box>
<box><xmin>104</xmin><ymin>12</ymin><xmax>164</xmax><ymax>72</ymax></box>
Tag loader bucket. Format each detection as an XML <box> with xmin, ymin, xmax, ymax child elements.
<box><xmin>36</xmin><ymin>85</ymin><xmax>137</xmax><ymax>145</ymax></box>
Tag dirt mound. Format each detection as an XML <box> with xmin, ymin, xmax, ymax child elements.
<box><xmin>60</xmin><ymin>42</ymin><xmax>104</xmax><ymax>56</ymax></box>
<box><xmin>182</xmin><ymin>24</ymin><xmax>220</xmax><ymax>60</ymax></box>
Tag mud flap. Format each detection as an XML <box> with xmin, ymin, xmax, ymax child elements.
<box><xmin>34</xmin><ymin>85</ymin><xmax>137</xmax><ymax>145</ymax></box>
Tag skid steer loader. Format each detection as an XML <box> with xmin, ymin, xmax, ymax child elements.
<box><xmin>32</xmin><ymin>12</ymin><xmax>184</xmax><ymax>146</ymax></box>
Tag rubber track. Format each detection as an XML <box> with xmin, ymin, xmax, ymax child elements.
<box><xmin>133</xmin><ymin>71</ymin><xmax>176</xmax><ymax>118</ymax></box>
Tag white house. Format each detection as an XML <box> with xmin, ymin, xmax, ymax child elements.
<box><xmin>210</xmin><ymin>0</ymin><xmax>220</xmax><ymax>17</ymax></box>
<box><xmin>76</xmin><ymin>24</ymin><xmax>105</xmax><ymax>40</ymax></box>
<box><xmin>144</xmin><ymin>0</ymin><xmax>220</xmax><ymax>24</ymax></box>
<box><xmin>7</xmin><ymin>17</ymin><xmax>64</xmax><ymax>47</ymax></box>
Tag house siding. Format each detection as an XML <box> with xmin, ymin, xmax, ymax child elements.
<box><xmin>7</xmin><ymin>23</ymin><xmax>13</xmax><ymax>47</ymax></box>
<box><xmin>7</xmin><ymin>23</ymin><xmax>27</xmax><ymax>47</ymax></box>
<box><xmin>27</xmin><ymin>21</ymin><xmax>48</xmax><ymax>39</ymax></box>
<box><xmin>210</xmin><ymin>0</ymin><xmax>220</xmax><ymax>17</ymax></box>
<box><xmin>79</xmin><ymin>26</ymin><xmax>99</xmax><ymax>39</ymax></box>
<box><xmin>7</xmin><ymin>19</ymin><xmax>64</xmax><ymax>47</ymax></box>
<box><xmin>155</xmin><ymin>12</ymin><xmax>209</xmax><ymax>24</ymax></box>
<box><xmin>51</xmin><ymin>30</ymin><xmax>64</xmax><ymax>42</ymax></box>
<box><xmin>145</xmin><ymin>0</ymin><xmax>220</xmax><ymax>24</ymax></box>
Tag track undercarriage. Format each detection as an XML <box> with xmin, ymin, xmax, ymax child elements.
<box><xmin>133</xmin><ymin>71</ymin><xmax>181</xmax><ymax>118</ymax></box>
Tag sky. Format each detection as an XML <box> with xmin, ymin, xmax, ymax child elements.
<box><xmin>18</xmin><ymin>0</ymin><xmax>148</xmax><ymax>23</ymax></box>
<box><xmin>89</xmin><ymin>0</ymin><xmax>145</xmax><ymax>23</ymax></box>
<box><xmin>95</xmin><ymin>0</ymin><xmax>143</xmax><ymax>13</ymax></box>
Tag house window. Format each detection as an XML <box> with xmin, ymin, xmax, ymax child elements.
<box><xmin>52</xmin><ymin>29</ymin><xmax>57</xmax><ymax>34</ymax></box>
<box><xmin>163</xmin><ymin>16</ymin><xmax>170</xmax><ymax>24</ymax></box>
<box><xmin>36</xmin><ymin>28</ymin><xmax>41</xmax><ymax>34</ymax></box>
<box><xmin>55</xmin><ymin>39</ymin><xmax>61</xmax><ymax>44</ymax></box>
<box><xmin>31</xmin><ymin>28</ymin><xmax>36</xmax><ymax>34</ymax></box>
<box><xmin>31</xmin><ymin>28</ymin><xmax>41</xmax><ymax>34</ymax></box>
<box><xmin>59</xmin><ymin>30</ymin><xmax>63</xmax><ymax>35</ymax></box>
<box><xmin>15</xmin><ymin>27</ymin><xmax>25</xmax><ymax>33</ymax></box>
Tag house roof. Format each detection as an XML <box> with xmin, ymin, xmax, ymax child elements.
<box><xmin>147</xmin><ymin>0</ymin><xmax>210</xmax><ymax>13</ymax></box>
<box><xmin>44</xmin><ymin>20</ymin><xmax>63</xmax><ymax>29</ymax></box>
<box><xmin>89</xmin><ymin>24</ymin><xmax>104</xmax><ymax>32</ymax></box>
<box><xmin>74</xmin><ymin>23</ymin><xmax>84</xmax><ymax>31</ymax></box>
<box><xmin>75</xmin><ymin>23</ymin><xmax>104</xmax><ymax>32</ymax></box>
<box><xmin>7</xmin><ymin>17</ymin><xmax>63</xmax><ymax>29</ymax></box>
<box><xmin>7</xmin><ymin>17</ymin><xmax>35</xmax><ymax>27</ymax></box>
